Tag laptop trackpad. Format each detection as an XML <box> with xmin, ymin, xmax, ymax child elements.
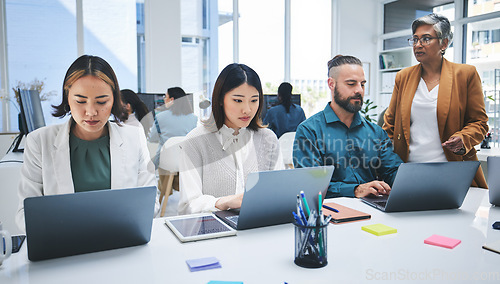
<box><xmin>215</xmin><ymin>209</ymin><xmax>240</xmax><ymax>226</ymax></box>
<box><xmin>226</xmin><ymin>215</ymin><xmax>239</xmax><ymax>226</ymax></box>
<box><xmin>362</xmin><ymin>195</ymin><xmax>389</xmax><ymax>208</ymax></box>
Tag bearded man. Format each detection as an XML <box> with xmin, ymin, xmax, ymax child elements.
<box><xmin>293</xmin><ymin>55</ymin><xmax>403</xmax><ymax>198</ymax></box>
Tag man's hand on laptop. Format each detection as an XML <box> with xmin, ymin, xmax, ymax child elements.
<box><xmin>354</xmin><ymin>181</ymin><xmax>391</xmax><ymax>198</ymax></box>
<box><xmin>215</xmin><ymin>193</ymin><xmax>244</xmax><ymax>211</ymax></box>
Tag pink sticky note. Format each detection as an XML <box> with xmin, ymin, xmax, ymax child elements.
<box><xmin>424</xmin><ymin>234</ymin><xmax>461</xmax><ymax>249</ymax></box>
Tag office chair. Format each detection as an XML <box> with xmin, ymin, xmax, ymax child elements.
<box><xmin>279</xmin><ymin>132</ymin><xmax>296</xmax><ymax>169</ymax></box>
<box><xmin>158</xmin><ymin>136</ymin><xmax>185</xmax><ymax>216</ymax></box>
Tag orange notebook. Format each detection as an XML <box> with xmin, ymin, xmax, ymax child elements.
<box><xmin>322</xmin><ymin>202</ymin><xmax>371</xmax><ymax>224</ymax></box>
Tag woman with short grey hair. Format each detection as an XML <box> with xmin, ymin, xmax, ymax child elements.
<box><xmin>383</xmin><ymin>13</ymin><xmax>489</xmax><ymax>188</ymax></box>
<box><xmin>411</xmin><ymin>13</ymin><xmax>453</xmax><ymax>52</ymax></box>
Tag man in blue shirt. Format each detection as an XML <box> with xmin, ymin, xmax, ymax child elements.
<box><xmin>293</xmin><ymin>55</ymin><xmax>402</xmax><ymax>198</ymax></box>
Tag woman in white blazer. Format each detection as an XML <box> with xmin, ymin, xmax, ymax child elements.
<box><xmin>16</xmin><ymin>55</ymin><xmax>159</xmax><ymax>232</ymax></box>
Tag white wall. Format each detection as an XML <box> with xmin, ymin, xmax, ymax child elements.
<box><xmin>144</xmin><ymin>0</ymin><xmax>182</xmax><ymax>93</ymax></box>
<box><xmin>336</xmin><ymin>0</ymin><xmax>379</xmax><ymax>99</ymax></box>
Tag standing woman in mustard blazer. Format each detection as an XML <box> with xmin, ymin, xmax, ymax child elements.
<box><xmin>383</xmin><ymin>13</ymin><xmax>488</xmax><ymax>188</ymax></box>
<box><xmin>16</xmin><ymin>55</ymin><xmax>160</xmax><ymax>231</ymax></box>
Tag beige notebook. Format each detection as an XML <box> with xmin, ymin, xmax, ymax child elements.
<box><xmin>322</xmin><ymin>202</ymin><xmax>371</xmax><ymax>224</ymax></box>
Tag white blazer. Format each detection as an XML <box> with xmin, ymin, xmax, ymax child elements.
<box><xmin>16</xmin><ymin>119</ymin><xmax>160</xmax><ymax>232</ymax></box>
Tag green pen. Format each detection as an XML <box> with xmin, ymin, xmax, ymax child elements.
<box><xmin>318</xmin><ymin>191</ymin><xmax>322</xmax><ymax>213</ymax></box>
<box><xmin>318</xmin><ymin>191</ymin><xmax>325</xmax><ymax>257</ymax></box>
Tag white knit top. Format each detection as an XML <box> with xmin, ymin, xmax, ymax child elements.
<box><xmin>178</xmin><ymin>124</ymin><xmax>284</xmax><ymax>215</ymax></box>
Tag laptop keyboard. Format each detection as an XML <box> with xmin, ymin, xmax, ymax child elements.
<box><xmin>374</xmin><ymin>201</ymin><xmax>387</xmax><ymax>208</ymax></box>
<box><xmin>226</xmin><ymin>215</ymin><xmax>239</xmax><ymax>226</ymax></box>
<box><xmin>12</xmin><ymin>235</ymin><xmax>26</xmax><ymax>253</ymax></box>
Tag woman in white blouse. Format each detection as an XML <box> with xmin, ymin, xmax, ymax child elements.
<box><xmin>178</xmin><ymin>63</ymin><xmax>284</xmax><ymax>215</ymax></box>
<box><xmin>383</xmin><ymin>13</ymin><xmax>488</xmax><ymax>188</ymax></box>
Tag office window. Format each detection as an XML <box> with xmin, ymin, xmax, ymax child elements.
<box><xmin>82</xmin><ymin>0</ymin><xmax>137</xmax><ymax>91</ymax></box>
<box><xmin>218</xmin><ymin>0</ymin><xmax>233</xmax><ymax>70</ymax></box>
<box><xmin>444</xmin><ymin>29</ymin><xmax>455</xmax><ymax>62</ymax></box>
<box><xmin>290</xmin><ymin>0</ymin><xmax>330</xmax><ymax>117</ymax></box>
<box><xmin>468</xmin><ymin>0</ymin><xmax>499</xmax><ymax>17</ymax></box>
<box><xmin>491</xmin><ymin>28</ymin><xmax>500</xmax><ymax>43</ymax></box>
<box><xmin>181</xmin><ymin>0</ymin><xmax>211</xmax><ymax>101</ymax></box>
<box><xmin>238</xmin><ymin>0</ymin><xmax>284</xmax><ymax>91</ymax></box>
<box><xmin>466</xmin><ymin>18</ymin><xmax>500</xmax><ymax>65</ymax></box>
<box><xmin>3</xmin><ymin>0</ymin><xmax>137</xmax><ymax>132</ymax></box>
<box><xmin>473</xmin><ymin>30</ymin><xmax>491</xmax><ymax>44</ymax></box>
<box><xmin>466</xmin><ymin>17</ymin><xmax>500</xmax><ymax>145</ymax></box>
<box><xmin>6</xmin><ymin>0</ymin><xmax>77</xmax><ymax>129</ymax></box>
<box><xmin>0</xmin><ymin>76</ymin><xmax>3</xmax><ymax>132</ymax></box>
<box><xmin>137</xmin><ymin>0</ymin><xmax>146</xmax><ymax>92</ymax></box>
<box><xmin>181</xmin><ymin>36</ymin><xmax>209</xmax><ymax>96</ymax></box>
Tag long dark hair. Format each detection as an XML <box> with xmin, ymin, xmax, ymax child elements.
<box><xmin>121</xmin><ymin>89</ymin><xmax>149</xmax><ymax>121</ymax></box>
<box><xmin>211</xmin><ymin>63</ymin><xmax>264</xmax><ymax>131</ymax></box>
<box><xmin>52</xmin><ymin>55</ymin><xmax>127</xmax><ymax>122</ymax></box>
<box><xmin>278</xmin><ymin>82</ymin><xmax>293</xmax><ymax>113</ymax></box>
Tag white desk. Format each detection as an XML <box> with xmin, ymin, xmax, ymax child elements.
<box><xmin>1</xmin><ymin>188</ymin><xmax>499</xmax><ymax>284</ymax></box>
<box><xmin>0</xmin><ymin>151</ymin><xmax>23</xmax><ymax>235</ymax></box>
<box><xmin>0</xmin><ymin>151</ymin><xmax>23</xmax><ymax>164</ymax></box>
<box><xmin>476</xmin><ymin>147</ymin><xmax>500</xmax><ymax>162</ymax></box>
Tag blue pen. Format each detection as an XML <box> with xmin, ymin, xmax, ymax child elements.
<box><xmin>324</xmin><ymin>215</ymin><xmax>333</xmax><ymax>224</ymax></box>
<box><xmin>322</xmin><ymin>204</ymin><xmax>339</xmax><ymax>213</ymax></box>
<box><xmin>296</xmin><ymin>195</ymin><xmax>301</xmax><ymax>217</ymax></box>
<box><xmin>292</xmin><ymin>212</ymin><xmax>304</xmax><ymax>226</ymax></box>
<box><xmin>300</xmin><ymin>191</ymin><xmax>311</xmax><ymax>217</ymax></box>
<box><xmin>298</xmin><ymin>201</ymin><xmax>308</xmax><ymax>224</ymax></box>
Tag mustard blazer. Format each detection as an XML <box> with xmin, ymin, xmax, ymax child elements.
<box><xmin>383</xmin><ymin>58</ymin><xmax>488</xmax><ymax>188</ymax></box>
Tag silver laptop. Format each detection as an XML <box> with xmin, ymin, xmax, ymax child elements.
<box><xmin>24</xmin><ymin>186</ymin><xmax>157</xmax><ymax>261</ymax></box>
<box><xmin>361</xmin><ymin>161</ymin><xmax>479</xmax><ymax>212</ymax></box>
<box><xmin>215</xmin><ymin>166</ymin><xmax>334</xmax><ymax>230</ymax></box>
<box><xmin>487</xmin><ymin>156</ymin><xmax>500</xmax><ymax>206</ymax></box>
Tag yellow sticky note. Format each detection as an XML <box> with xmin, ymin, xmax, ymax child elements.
<box><xmin>362</xmin><ymin>223</ymin><xmax>397</xmax><ymax>236</ymax></box>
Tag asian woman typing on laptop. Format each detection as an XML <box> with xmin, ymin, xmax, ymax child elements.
<box><xmin>16</xmin><ymin>55</ymin><xmax>160</xmax><ymax>232</ymax></box>
<box><xmin>178</xmin><ymin>63</ymin><xmax>284</xmax><ymax>215</ymax></box>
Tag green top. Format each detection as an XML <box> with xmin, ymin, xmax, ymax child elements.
<box><xmin>69</xmin><ymin>132</ymin><xmax>111</xmax><ymax>193</ymax></box>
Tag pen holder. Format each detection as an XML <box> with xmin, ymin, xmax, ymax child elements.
<box><xmin>293</xmin><ymin>220</ymin><xmax>328</xmax><ymax>268</ymax></box>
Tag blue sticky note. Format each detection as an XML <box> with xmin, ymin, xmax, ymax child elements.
<box><xmin>186</xmin><ymin>257</ymin><xmax>221</xmax><ymax>272</ymax></box>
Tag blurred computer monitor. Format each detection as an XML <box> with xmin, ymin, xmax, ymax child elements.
<box><xmin>13</xmin><ymin>89</ymin><xmax>46</xmax><ymax>152</ymax></box>
<box><xmin>261</xmin><ymin>94</ymin><xmax>301</xmax><ymax>119</ymax></box>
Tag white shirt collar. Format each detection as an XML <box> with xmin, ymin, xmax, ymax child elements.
<box><xmin>218</xmin><ymin>124</ymin><xmax>249</xmax><ymax>151</ymax></box>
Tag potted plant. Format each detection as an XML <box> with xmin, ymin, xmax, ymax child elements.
<box><xmin>360</xmin><ymin>99</ymin><xmax>378</xmax><ymax>123</ymax></box>
<box><xmin>11</xmin><ymin>78</ymin><xmax>56</xmax><ymax>107</ymax></box>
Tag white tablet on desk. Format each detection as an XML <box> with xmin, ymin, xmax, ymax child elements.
<box><xmin>164</xmin><ymin>213</ymin><xmax>237</xmax><ymax>242</ymax></box>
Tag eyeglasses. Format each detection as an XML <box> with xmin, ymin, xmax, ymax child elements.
<box><xmin>408</xmin><ymin>36</ymin><xmax>440</xmax><ymax>46</ymax></box>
